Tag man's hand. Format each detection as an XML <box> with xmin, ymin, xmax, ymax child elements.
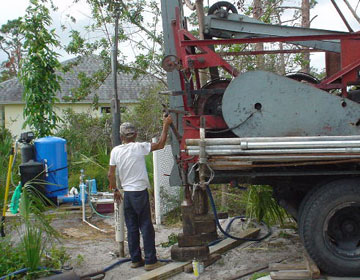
<box><xmin>163</xmin><ymin>114</ymin><xmax>172</xmax><ymax>127</ymax></box>
<box><xmin>114</xmin><ymin>188</ymin><xmax>123</xmax><ymax>204</ymax></box>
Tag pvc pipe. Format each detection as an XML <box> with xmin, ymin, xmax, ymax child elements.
<box><xmin>152</xmin><ymin>137</ymin><xmax>161</xmax><ymax>225</ymax></box>
<box><xmin>81</xmin><ymin>183</ymin><xmax>86</xmax><ymax>222</ymax></box>
<box><xmin>241</xmin><ymin>140</ymin><xmax>360</xmax><ymax>150</ymax></box>
<box><xmin>83</xmin><ymin>220</ymin><xmax>108</xmax><ymax>233</ymax></box>
<box><xmin>186</xmin><ymin>135</ymin><xmax>360</xmax><ymax>146</ymax></box>
<box><xmin>114</xmin><ymin>192</ymin><xmax>125</xmax><ymax>245</ymax></box>
<box><xmin>187</xmin><ymin>140</ymin><xmax>360</xmax><ymax>150</ymax></box>
<box><xmin>208</xmin><ymin>154</ymin><xmax>360</xmax><ymax>162</ymax></box>
<box><xmin>187</xmin><ymin>147</ymin><xmax>360</xmax><ymax>155</ymax></box>
<box><xmin>115</xmin><ymin>169</ymin><xmax>125</xmax><ymax>257</ymax></box>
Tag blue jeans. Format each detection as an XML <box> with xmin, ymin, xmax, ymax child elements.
<box><xmin>124</xmin><ymin>190</ymin><xmax>157</xmax><ymax>264</ymax></box>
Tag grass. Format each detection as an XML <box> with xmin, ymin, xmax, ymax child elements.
<box><xmin>250</xmin><ymin>272</ymin><xmax>270</xmax><ymax>279</ymax></box>
<box><xmin>0</xmin><ymin>182</ymin><xmax>67</xmax><ymax>279</ymax></box>
<box><xmin>0</xmin><ymin>128</ymin><xmax>14</xmax><ymax>212</ymax></box>
<box><xmin>0</xmin><ymin>237</ymin><xmax>26</xmax><ymax>276</ymax></box>
<box><xmin>160</xmin><ymin>233</ymin><xmax>178</xmax><ymax>247</ymax></box>
<box><xmin>18</xmin><ymin>183</ymin><xmax>59</xmax><ymax>274</ymax></box>
<box><xmin>241</xmin><ymin>185</ymin><xmax>290</xmax><ymax>226</ymax></box>
<box><xmin>162</xmin><ymin>206</ymin><xmax>182</xmax><ymax>226</ymax></box>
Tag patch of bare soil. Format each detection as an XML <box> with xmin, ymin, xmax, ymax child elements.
<box><xmin>51</xmin><ymin>213</ymin><xmax>303</xmax><ymax>280</ymax></box>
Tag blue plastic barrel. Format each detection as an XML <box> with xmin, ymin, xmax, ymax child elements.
<box><xmin>34</xmin><ymin>136</ymin><xmax>68</xmax><ymax>198</ymax></box>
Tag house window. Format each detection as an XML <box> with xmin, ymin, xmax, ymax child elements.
<box><xmin>101</xmin><ymin>106</ymin><xmax>111</xmax><ymax>114</ymax></box>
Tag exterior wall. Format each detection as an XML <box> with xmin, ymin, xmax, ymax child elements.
<box><xmin>4</xmin><ymin>103</ymin><xmax>111</xmax><ymax>137</ymax></box>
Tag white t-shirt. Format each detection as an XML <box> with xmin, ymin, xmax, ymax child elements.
<box><xmin>109</xmin><ymin>142</ymin><xmax>151</xmax><ymax>191</ymax></box>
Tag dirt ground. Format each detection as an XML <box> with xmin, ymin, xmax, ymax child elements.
<box><xmin>50</xmin><ymin>211</ymin><xmax>304</xmax><ymax>280</ymax></box>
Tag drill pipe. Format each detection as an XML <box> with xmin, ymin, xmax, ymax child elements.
<box><xmin>187</xmin><ymin>147</ymin><xmax>360</xmax><ymax>156</ymax></box>
<box><xmin>187</xmin><ymin>140</ymin><xmax>360</xmax><ymax>150</ymax></box>
<box><xmin>207</xmin><ymin>154</ymin><xmax>360</xmax><ymax>162</ymax></box>
<box><xmin>186</xmin><ymin>135</ymin><xmax>360</xmax><ymax>146</ymax></box>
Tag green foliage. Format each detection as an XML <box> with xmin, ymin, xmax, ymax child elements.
<box><xmin>160</xmin><ymin>233</ymin><xmax>178</xmax><ymax>247</ymax></box>
<box><xmin>250</xmin><ymin>272</ymin><xmax>270</xmax><ymax>280</ymax></box>
<box><xmin>145</xmin><ymin>153</ymin><xmax>154</xmax><ymax>192</ymax></box>
<box><xmin>0</xmin><ymin>238</ymin><xmax>70</xmax><ymax>278</ymax></box>
<box><xmin>0</xmin><ymin>128</ymin><xmax>13</xmax><ymax>211</ymax></box>
<box><xmin>163</xmin><ymin>206</ymin><xmax>182</xmax><ymax>226</ymax></box>
<box><xmin>57</xmin><ymin>108</ymin><xmax>111</xmax><ymax>158</ymax></box>
<box><xmin>122</xmin><ymin>84</ymin><xmax>168</xmax><ymax>141</ymax></box>
<box><xmin>210</xmin><ymin>184</ymin><xmax>247</xmax><ymax>216</ymax></box>
<box><xmin>242</xmin><ymin>185</ymin><xmax>290</xmax><ymax>226</ymax></box>
<box><xmin>0</xmin><ymin>18</ymin><xmax>24</xmax><ymax>82</ymax></box>
<box><xmin>19</xmin><ymin>183</ymin><xmax>59</xmax><ymax>272</ymax></box>
<box><xmin>43</xmin><ymin>246</ymin><xmax>71</xmax><ymax>270</ymax></box>
<box><xmin>208</xmin><ymin>184</ymin><xmax>289</xmax><ymax>226</ymax></box>
<box><xmin>0</xmin><ymin>237</ymin><xmax>26</xmax><ymax>276</ymax></box>
<box><xmin>56</xmin><ymin>108</ymin><xmax>111</xmax><ymax>191</ymax></box>
<box><xmin>21</xmin><ymin>223</ymin><xmax>44</xmax><ymax>271</ymax></box>
<box><xmin>75</xmin><ymin>254</ymin><xmax>84</xmax><ymax>266</ymax></box>
<box><xmin>18</xmin><ymin>0</ymin><xmax>63</xmax><ymax>137</ymax></box>
<box><xmin>0</xmin><ymin>182</ymin><xmax>64</xmax><ymax>278</ymax></box>
<box><xmin>19</xmin><ymin>183</ymin><xmax>59</xmax><ymax>240</ymax></box>
<box><xmin>18</xmin><ymin>183</ymin><xmax>59</xmax><ymax>273</ymax></box>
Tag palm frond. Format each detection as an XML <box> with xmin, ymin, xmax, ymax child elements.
<box><xmin>20</xmin><ymin>182</ymin><xmax>60</xmax><ymax>240</ymax></box>
<box><xmin>242</xmin><ymin>185</ymin><xmax>290</xmax><ymax>226</ymax></box>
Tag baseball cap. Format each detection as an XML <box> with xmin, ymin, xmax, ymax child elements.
<box><xmin>120</xmin><ymin>122</ymin><xmax>137</xmax><ymax>137</ymax></box>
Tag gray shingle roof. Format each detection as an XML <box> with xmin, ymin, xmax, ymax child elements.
<box><xmin>0</xmin><ymin>55</ymin><xmax>155</xmax><ymax>104</ymax></box>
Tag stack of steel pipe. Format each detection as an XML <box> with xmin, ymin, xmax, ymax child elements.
<box><xmin>185</xmin><ymin>135</ymin><xmax>360</xmax><ymax>163</ymax></box>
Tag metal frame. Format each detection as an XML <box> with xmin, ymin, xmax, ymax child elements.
<box><xmin>167</xmin><ymin>5</ymin><xmax>360</xmax><ymax>180</ymax></box>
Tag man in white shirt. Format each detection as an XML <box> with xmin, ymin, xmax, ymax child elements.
<box><xmin>108</xmin><ymin>115</ymin><xmax>172</xmax><ymax>271</ymax></box>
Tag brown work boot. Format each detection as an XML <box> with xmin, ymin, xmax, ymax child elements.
<box><xmin>131</xmin><ymin>259</ymin><xmax>145</xmax><ymax>268</ymax></box>
<box><xmin>144</xmin><ymin>261</ymin><xmax>165</xmax><ymax>271</ymax></box>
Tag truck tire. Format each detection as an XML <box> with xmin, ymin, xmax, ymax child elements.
<box><xmin>299</xmin><ymin>178</ymin><xmax>360</xmax><ymax>276</ymax></box>
<box><xmin>297</xmin><ymin>179</ymin><xmax>333</xmax><ymax>240</ymax></box>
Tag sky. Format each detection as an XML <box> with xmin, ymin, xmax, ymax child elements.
<box><xmin>0</xmin><ymin>0</ymin><xmax>360</xmax><ymax>71</ymax></box>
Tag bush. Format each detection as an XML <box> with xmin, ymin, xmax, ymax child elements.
<box><xmin>0</xmin><ymin>237</ymin><xmax>70</xmax><ymax>279</ymax></box>
<box><xmin>0</xmin><ymin>184</ymin><xmax>68</xmax><ymax>279</ymax></box>
<box><xmin>0</xmin><ymin>128</ymin><xmax>14</xmax><ymax>211</ymax></box>
<box><xmin>56</xmin><ymin>109</ymin><xmax>112</xmax><ymax>191</ymax></box>
<box><xmin>122</xmin><ymin>83</ymin><xmax>168</xmax><ymax>141</ymax></box>
<box><xmin>0</xmin><ymin>237</ymin><xmax>26</xmax><ymax>277</ymax></box>
<box><xmin>57</xmin><ymin>108</ymin><xmax>112</xmax><ymax>158</ymax></box>
<box><xmin>242</xmin><ymin>185</ymin><xmax>290</xmax><ymax>226</ymax></box>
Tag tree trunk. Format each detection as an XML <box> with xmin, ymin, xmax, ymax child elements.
<box><xmin>195</xmin><ymin>0</ymin><xmax>208</xmax><ymax>86</ymax></box>
<box><xmin>253</xmin><ymin>0</ymin><xmax>265</xmax><ymax>69</ymax></box>
<box><xmin>196</xmin><ymin>0</ymin><xmax>205</xmax><ymax>40</ymax></box>
<box><xmin>301</xmin><ymin>0</ymin><xmax>310</xmax><ymax>73</ymax></box>
<box><xmin>221</xmin><ymin>184</ymin><xmax>228</xmax><ymax>210</ymax></box>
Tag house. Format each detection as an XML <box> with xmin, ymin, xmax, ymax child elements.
<box><xmin>0</xmin><ymin>55</ymin><xmax>156</xmax><ymax>137</ymax></box>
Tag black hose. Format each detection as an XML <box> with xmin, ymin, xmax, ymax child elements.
<box><xmin>103</xmin><ymin>258</ymin><xmax>131</xmax><ymax>272</ymax></box>
<box><xmin>47</xmin><ymin>166</ymin><xmax>68</xmax><ymax>173</ymax></box>
<box><xmin>206</xmin><ymin>185</ymin><xmax>272</xmax><ymax>242</ymax></box>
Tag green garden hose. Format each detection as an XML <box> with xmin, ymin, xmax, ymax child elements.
<box><xmin>10</xmin><ymin>183</ymin><xmax>22</xmax><ymax>214</ymax></box>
